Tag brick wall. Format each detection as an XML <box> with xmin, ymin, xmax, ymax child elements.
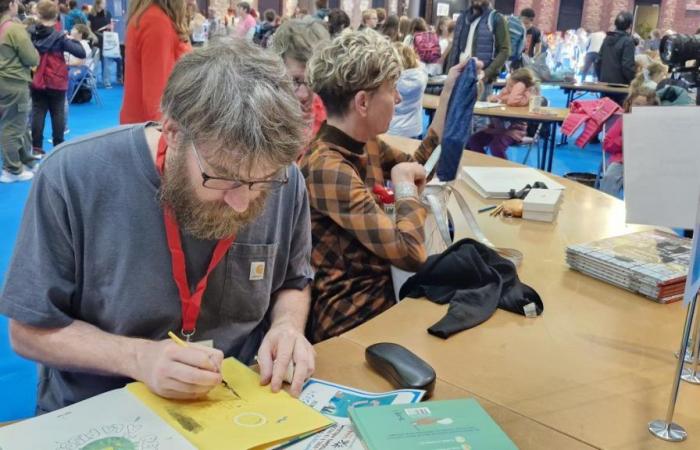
<box><xmin>513</xmin><ymin>0</ymin><xmax>558</xmax><ymax>33</ymax></box>
<box><xmin>659</xmin><ymin>0</ymin><xmax>700</xmax><ymax>34</ymax></box>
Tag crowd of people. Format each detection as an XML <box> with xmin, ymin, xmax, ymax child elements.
<box><xmin>0</xmin><ymin>0</ymin><xmax>697</xmax><ymax>416</ymax></box>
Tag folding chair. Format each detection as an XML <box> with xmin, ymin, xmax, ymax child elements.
<box><xmin>519</xmin><ymin>96</ymin><xmax>550</xmax><ymax>167</ymax></box>
<box><xmin>68</xmin><ymin>48</ymin><xmax>102</xmax><ymax>106</ymax></box>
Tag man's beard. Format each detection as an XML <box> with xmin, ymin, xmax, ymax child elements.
<box><xmin>159</xmin><ymin>150</ymin><xmax>268</xmax><ymax>240</ymax></box>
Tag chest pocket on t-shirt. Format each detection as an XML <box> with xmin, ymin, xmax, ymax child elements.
<box><xmin>220</xmin><ymin>243</ymin><xmax>278</xmax><ymax>322</ymax></box>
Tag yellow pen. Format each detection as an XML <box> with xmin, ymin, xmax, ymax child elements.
<box><xmin>167</xmin><ymin>331</ymin><xmax>242</xmax><ymax>399</ymax></box>
<box><xmin>167</xmin><ymin>331</ymin><xmax>188</xmax><ymax>347</ymax></box>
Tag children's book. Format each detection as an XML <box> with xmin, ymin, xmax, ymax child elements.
<box><xmin>0</xmin><ymin>358</ymin><xmax>333</xmax><ymax>450</ymax></box>
<box><xmin>348</xmin><ymin>398</ymin><xmax>518</xmax><ymax>450</ymax></box>
<box><xmin>282</xmin><ymin>379</ymin><xmax>425</xmax><ymax>450</ymax></box>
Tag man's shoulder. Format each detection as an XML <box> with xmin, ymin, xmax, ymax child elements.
<box><xmin>40</xmin><ymin>125</ymin><xmax>144</xmax><ymax>179</ymax></box>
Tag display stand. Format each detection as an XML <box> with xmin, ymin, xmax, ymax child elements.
<box><xmin>648</xmin><ymin>294</ymin><xmax>696</xmax><ymax>441</ymax></box>
<box><xmin>648</xmin><ymin>215</ymin><xmax>700</xmax><ymax>442</ymax></box>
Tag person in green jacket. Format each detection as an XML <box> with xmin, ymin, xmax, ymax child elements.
<box><xmin>0</xmin><ymin>0</ymin><xmax>39</xmax><ymax>183</ymax></box>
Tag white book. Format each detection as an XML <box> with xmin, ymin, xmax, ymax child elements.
<box><xmin>523</xmin><ymin>188</ymin><xmax>563</xmax><ymax>213</ymax></box>
<box><xmin>462</xmin><ymin>166</ymin><xmax>565</xmax><ymax>199</ymax></box>
<box><xmin>523</xmin><ymin>210</ymin><xmax>558</xmax><ymax>222</ymax></box>
<box><xmin>0</xmin><ymin>389</ymin><xmax>196</xmax><ymax>450</ymax></box>
<box><xmin>474</xmin><ymin>101</ymin><xmax>503</xmax><ymax>109</ymax></box>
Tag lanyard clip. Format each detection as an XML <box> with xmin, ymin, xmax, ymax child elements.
<box><xmin>181</xmin><ymin>328</ymin><xmax>196</xmax><ymax>342</ymax></box>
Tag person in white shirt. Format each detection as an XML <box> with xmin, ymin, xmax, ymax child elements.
<box><xmin>66</xmin><ymin>24</ymin><xmax>92</xmax><ymax>68</ymax></box>
<box><xmin>582</xmin><ymin>30</ymin><xmax>605</xmax><ymax>81</ymax></box>
<box><xmin>388</xmin><ymin>43</ymin><xmax>428</xmax><ymax>138</ymax></box>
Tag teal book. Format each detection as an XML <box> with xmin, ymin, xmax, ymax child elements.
<box><xmin>348</xmin><ymin>398</ymin><xmax>518</xmax><ymax>450</ymax></box>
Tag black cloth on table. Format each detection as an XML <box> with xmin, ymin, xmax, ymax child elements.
<box><xmin>399</xmin><ymin>238</ymin><xmax>543</xmax><ymax>338</ymax></box>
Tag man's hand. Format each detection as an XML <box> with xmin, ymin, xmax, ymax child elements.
<box><xmin>257</xmin><ymin>320</ymin><xmax>315</xmax><ymax>397</ymax></box>
<box><xmin>132</xmin><ymin>340</ymin><xmax>224</xmax><ymax>400</ymax></box>
<box><xmin>391</xmin><ymin>162</ymin><xmax>427</xmax><ymax>192</ymax></box>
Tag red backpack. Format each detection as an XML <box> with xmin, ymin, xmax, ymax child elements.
<box><xmin>413</xmin><ymin>31</ymin><xmax>441</xmax><ymax>64</ymax></box>
<box><xmin>31</xmin><ymin>52</ymin><xmax>69</xmax><ymax>91</ymax></box>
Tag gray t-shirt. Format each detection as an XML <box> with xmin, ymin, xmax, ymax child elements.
<box><xmin>0</xmin><ymin>124</ymin><xmax>313</xmax><ymax>413</ymax></box>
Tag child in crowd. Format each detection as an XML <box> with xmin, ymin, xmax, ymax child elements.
<box><xmin>187</xmin><ymin>3</ymin><xmax>208</xmax><ymax>46</ymax></box>
<box><xmin>408</xmin><ymin>17</ymin><xmax>441</xmax><ymax>75</ymax></box>
<box><xmin>29</xmin><ymin>0</ymin><xmax>85</xmax><ymax>155</ymax></box>
<box><xmin>387</xmin><ymin>43</ymin><xmax>428</xmax><ymax>138</ymax></box>
<box><xmin>467</xmin><ymin>68</ymin><xmax>538</xmax><ymax>159</ymax></box>
<box><xmin>436</xmin><ymin>16</ymin><xmax>451</xmax><ymax>55</ymax></box>
<box><xmin>66</xmin><ymin>24</ymin><xmax>93</xmax><ymax>104</ymax></box>
<box><xmin>630</xmin><ymin>60</ymin><xmax>667</xmax><ymax>92</ymax></box>
<box><xmin>599</xmin><ymin>87</ymin><xmax>659</xmax><ymax>198</ymax></box>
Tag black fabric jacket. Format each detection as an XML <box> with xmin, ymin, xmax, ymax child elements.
<box><xmin>399</xmin><ymin>239</ymin><xmax>543</xmax><ymax>339</ymax></box>
<box><xmin>596</xmin><ymin>30</ymin><xmax>636</xmax><ymax>84</ymax></box>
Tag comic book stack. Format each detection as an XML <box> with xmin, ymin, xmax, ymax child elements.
<box><xmin>566</xmin><ymin>230</ymin><xmax>692</xmax><ymax>303</ymax></box>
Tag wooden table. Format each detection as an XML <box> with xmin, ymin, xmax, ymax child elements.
<box><xmin>559</xmin><ymin>82</ymin><xmax>630</xmax><ymax>107</ymax></box>
<box><xmin>314</xmin><ymin>337</ymin><xmax>596</xmax><ymax>450</ymax></box>
<box><xmin>421</xmin><ymin>94</ymin><xmax>568</xmax><ymax>172</ymax></box>
<box><xmin>333</xmin><ymin>147</ymin><xmax>700</xmax><ymax>449</ymax></box>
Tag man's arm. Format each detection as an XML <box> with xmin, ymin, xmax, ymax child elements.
<box><xmin>10</xmin><ymin>319</ymin><xmax>224</xmax><ymax>399</ymax></box>
<box><xmin>378</xmin><ymin>60</ymin><xmax>466</xmax><ymax>172</ymax></box>
<box><xmin>257</xmin><ymin>286</ymin><xmax>314</xmax><ymax>397</ymax></box>
<box><xmin>621</xmin><ymin>39</ymin><xmax>636</xmax><ymax>83</ymax></box>
<box><xmin>484</xmin><ymin>15</ymin><xmax>510</xmax><ymax>82</ymax></box>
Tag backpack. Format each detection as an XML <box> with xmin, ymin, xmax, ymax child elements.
<box><xmin>413</xmin><ymin>31</ymin><xmax>441</xmax><ymax>64</ymax></box>
<box><xmin>507</xmin><ymin>15</ymin><xmax>525</xmax><ymax>59</ymax></box>
<box><xmin>31</xmin><ymin>52</ymin><xmax>69</xmax><ymax>91</ymax></box>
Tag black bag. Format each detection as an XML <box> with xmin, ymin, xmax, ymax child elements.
<box><xmin>71</xmin><ymin>86</ymin><xmax>92</xmax><ymax>104</ymax></box>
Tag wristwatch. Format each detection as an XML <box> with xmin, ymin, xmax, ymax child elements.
<box><xmin>394</xmin><ymin>182</ymin><xmax>419</xmax><ymax>201</ymax></box>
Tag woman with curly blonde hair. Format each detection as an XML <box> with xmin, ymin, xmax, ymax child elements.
<box><xmin>120</xmin><ymin>0</ymin><xmax>191</xmax><ymax>123</ymax></box>
<box><xmin>300</xmin><ymin>30</ymin><xmax>466</xmax><ymax>342</ymax></box>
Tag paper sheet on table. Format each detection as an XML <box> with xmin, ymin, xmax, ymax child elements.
<box><xmin>127</xmin><ymin>358</ymin><xmax>333</xmax><ymax>450</ymax></box>
<box><xmin>474</xmin><ymin>101</ymin><xmax>502</xmax><ymax>109</ymax></box>
<box><xmin>285</xmin><ymin>379</ymin><xmax>425</xmax><ymax>449</ymax></box>
<box><xmin>0</xmin><ymin>389</ymin><xmax>195</xmax><ymax>450</ymax></box>
<box><xmin>623</xmin><ymin>107</ymin><xmax>700</xmax><ymax>229</ymax></box>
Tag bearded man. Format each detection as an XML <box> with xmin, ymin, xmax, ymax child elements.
<box><xmin>0</xmin><ymin>39</ymin><xmax>316</xmax><ymax>413</ymax></box>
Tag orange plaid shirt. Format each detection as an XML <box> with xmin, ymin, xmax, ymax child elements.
<box><xmin>300</xmin><ymin>123</ymin><xmax>440</xmax><ymax>342</ymax></box>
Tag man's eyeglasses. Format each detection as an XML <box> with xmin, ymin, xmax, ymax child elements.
<box><xmin>191</xmin><ymin>143</ymin><xmax>288</xmax><ymax>191</ymax></box>
<box><xmin>292</xmin><ymin>78</ymin><xmax>310</xmax><ymax>93</ymax></box>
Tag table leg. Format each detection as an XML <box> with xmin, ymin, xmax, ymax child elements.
<box><xmin>559</xmin><ymin>89</ymin><xmax>572</xmax><ymax>145</ymax></box>
<box><xmin>547</xmin><ymin>122</ymin><xmax>557</xmax><ymax>172</ymax></box>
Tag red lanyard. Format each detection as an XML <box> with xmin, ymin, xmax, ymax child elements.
<box><xmin>156</xmin><ymin>135</ymin><xmax>235</xmax><ymax>340</ymax></box>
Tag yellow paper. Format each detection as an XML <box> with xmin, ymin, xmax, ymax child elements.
<box><xmin>127</xmin><ymin>358</ymin><xmax>333</xmax><ymax>450</ymax></box>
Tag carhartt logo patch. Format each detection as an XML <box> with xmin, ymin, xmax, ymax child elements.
<box><xmin>250</xmin><ymin>261</ymin><xmax>265</xmax><ymax>281</ymax></box>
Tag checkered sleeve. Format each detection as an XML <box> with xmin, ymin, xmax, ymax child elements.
<box><xmin>305</xmin><ymin>153</ymin><xmax>428</xmax><ymax>272</ymax></box>
<box><xmin>378</xmin><ymin>128</ymin><xmax>440</xmax><ymax>177</ymax></box>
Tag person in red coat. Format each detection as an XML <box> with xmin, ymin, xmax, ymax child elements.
<box><xmin>120</xmin><ymin>0</ymin><xmax>191</xmax><ymax>124</ymax></box>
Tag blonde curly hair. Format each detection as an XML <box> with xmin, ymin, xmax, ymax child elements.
<box><xmin>308</xmin><ymin>30</ymin><xmax>402</xmax><ymax>117</ymax></box>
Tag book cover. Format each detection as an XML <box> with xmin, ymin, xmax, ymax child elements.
<box><xmin>348</xmin><ymin>398</ymin><xmax>518</xmax><ymax>450</ymax></box>
<box><xmin>282</xmin><ymin>379</ymin><xmax>425</xmax><ymax>450</ymax></box>
<box><xmin>566</xmin><ymin>230</ymin><xmax>690</xmax><ymax>288</ymax></box>
<box><xmin>128</xmin><ymin>358</ymin><xmax>333</xmax><ymax>450</ymax></box>
<box><xmin>0</xmin><ymin>389</ymin><xmax>196</xmax><ymax>450</ymax></box>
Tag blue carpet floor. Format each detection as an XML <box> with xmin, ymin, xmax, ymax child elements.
<box><xmin>0</xmin><ymin>84</ymin><xmax>603</xmax><ymax>421</ymax></box>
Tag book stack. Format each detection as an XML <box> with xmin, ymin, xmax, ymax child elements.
<box><xmin>523</xmin><ymin>188</ymin><xmax>562</xmax><ymax>222</ymax></box>
<box><xmin>462</xmin><ymin>166</ymin><xmax>565</xmax><ymax>199</ymax></box>
<box><xmin>566</xmin><ymin>230</ymin><xmax>692</xmax><ymax>303</ymax></box>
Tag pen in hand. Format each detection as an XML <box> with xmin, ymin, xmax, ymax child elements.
<box><xmin>167</xmin><ymin>331</ymin><xmax>241</xmax><ymax>399</ymax></box>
